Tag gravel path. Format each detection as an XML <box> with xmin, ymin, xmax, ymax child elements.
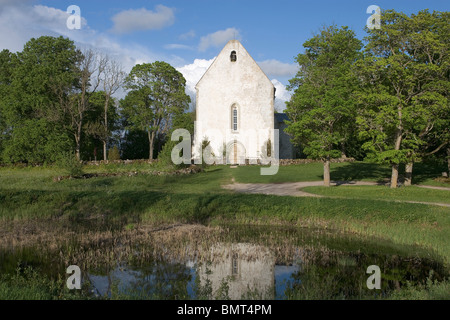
<box><xmin>222</xmin><ymin>180</ymin><xmax>450</xmax><ymax>207</ymax></box>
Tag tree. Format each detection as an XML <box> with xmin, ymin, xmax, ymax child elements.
<box><xmin>121</xmin><ymin>61</ymin><xmax>190</xmax><ymax>160</ymax></box>
<box><xmin>120</xmin><ymin>129</ymin><xmax>150</xmax><ymax>160</ymax></box>
<box><xmin>0</xmin><ymin>49</ymin><xmax>15</xmax><ymax>158</ymax></box>
<box><xmin>83</xmin><ymin>91</ymin><xmax>120</xmax><ymax>161</ymax></box>
<box><xmin>1</xmin><ymin>36</ymin><xmax>80</xmax><ymax>164</ymax></box>
<box><xmin>285</xmin><ymin>25</ymin><xmax>362</xmax><ymax>186</ymax></box>
<box><xmin>100</xmin><ymin>57</ymin><xmax>125</xmax><ymax>160</ymax></box>
<box><xmin>355</xmin><ymin>10</ymin><xmax>449</xmax><ymax>187</ymax></box>
<box><xmin>62</xmin><ymin>49</ymin><xmax>106</xmax><ymax>160</ymax></box>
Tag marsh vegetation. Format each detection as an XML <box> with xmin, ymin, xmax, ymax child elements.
<box><xmin>0</xmin><ymin>162</ymin><xmax>449</xmax><ymax>299</ymax></box>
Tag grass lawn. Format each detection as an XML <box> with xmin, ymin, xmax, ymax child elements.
<box><xmin>230</xmin><ymin>161</ymin><xmax>450</xmax><ymax>187</ymax></box>
<box><xmin>302</xmin><ymin>185</ymin><xmax>450</xmax><ymax>205</ymax></box>
<box><xmin>0</xmin><ymin>162</ymin><xmax>449</xmax><ymax>265</ymax></box>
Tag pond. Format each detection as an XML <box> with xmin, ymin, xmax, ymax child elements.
<box><xmin>0</xmin><ymin>223</ymin><xmax>447</xmax><ymax>299</ymax></box>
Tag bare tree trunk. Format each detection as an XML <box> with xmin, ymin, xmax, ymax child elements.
<box><xmin>391</xmin><ymin>127</ymin><xmax>403</xmax><ymax>188</ymax></box>
<box><xmin>390</xmin><ymin>101</ymin><xmax>403</xmax><ymax>188</ymax></box>
<box><xmin>148</xmin><ymin>130</ymin><xmax>155</xmax><ymax>160</ymax></box>
<box><xmin>447</xmin><ymin>147</ymin><xmax>450</xmax><ymax>176</ymax></box>
<box><xmin>103</xmin><ymin>97</ymin><xmax>109</xmax><ymax>161</ymax></box>
<box><xmin>103</xmin><ymin>140</ymin><xmax>107</xmax><ymax>161</ymax></box>
<box><xmin>404</xmin><ymin>162</ymin><xmax>413</xmax><ymax>186</ymax></box>
<box><xmin>75</xmin><ymin>116</ymin><xmax>83</xmax><ymax>161</ymax></box>
<box><xmin>391</xmin><ymin>164</ymin><xmax>399</xmax><ymax>188</ymax></box>
<box><xmin>75</xmin><ymin>134</ymin><xmax>81</xmax><ymax>161</ymax></box>
<box><xmin>323</xmin><ymin>158</ymin><xmax>331</xmax><ymax>187</ymax></box>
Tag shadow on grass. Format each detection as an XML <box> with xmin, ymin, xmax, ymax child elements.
<box><xmin>330</xmin><ymin>161</ymin><xmax>447</xmax><ymax>185</ymax></box>
<box><xmin>410</xmin><ymin>162</ymin><xmax>447</xmax><ymax>184</ymax></box>
<box><xmin>331</xmin><ymin>162</ymin><xmax>391</xmax><ymax>183</ymax></box>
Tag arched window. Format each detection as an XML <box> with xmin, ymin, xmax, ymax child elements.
<box><xmin>232</xmin><ymin>252</ymin><xmax>239</xmax><ymax>276</ymax></box>
<box><xmin>232</xmin><ymin>105</ymin><xmax>238</xmax><ymax>131</ymax></box>
<box><xmin>230</xmin><ymin>51</ymin><xmax>237</xmax><ymax>62</ymax></box>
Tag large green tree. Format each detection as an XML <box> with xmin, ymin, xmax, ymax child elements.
<box><xmin>354</xmin><ymin>10</ymin><xmax>449</xmax><ymax>187</ymax></box>
<box><xmin>285</xmin><ymin>25</ymin><xmax>362</xmax><ymax>186</ymax></box>
<box><xmin>0</xmin><ymin>36</ymin><xmax>80</xmax><ymax>164</ymax></box>
<box><xmin>0</xmin><ymin>49</ymin><xmax>16</xmax><ymax>156</ymax></box>
<box><xmin>121</xmin><ymin>61</ymin><xmax>190</xmax><ymax>160</ymax></box>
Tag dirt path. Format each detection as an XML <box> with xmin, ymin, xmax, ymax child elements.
<box><xmin>222</xmin><ymin>180</ymin><xmax>450</xmax><ymax>207</ymax></box>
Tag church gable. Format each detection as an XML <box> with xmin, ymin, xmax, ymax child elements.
<box><xmin>196</xmin><ymin>40</ymin><xmax>274</xmax><ymax>92</ymax></box>
<box><xmin>194</xmin><ymin>40</ymin><xmax>287</xmax><ymax>163</ymax></box>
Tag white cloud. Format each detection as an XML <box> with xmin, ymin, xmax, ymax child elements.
<box><xmin>0</xmin><ymin>2</ymin><xmax>182</xmax><ymax>99</ymax></box>
<box><xmin>0</xmin><ymin>4</ymin><xmax>89</xmax><ymax>52</ymax></box>
<box><xmin>110</xmin><ymin>5</ymin><xmax>175</xmax><ymax>34</ymax></box>
<box><xmin>176</xmin><ymin>58</ymin><xmax>292</xmax><ymax>113</ymax></box>
<box><xmin>199</xmin><ymin>27</ymin><xmax>240</xmax><ymax>52</ymax></box>
<box><xmin>258</xmin><ymin>59</ymin><xmax>299</xmax><ymax>78</ymax></box>
<box><xmin>272</xmin><ymin>79</ymin><xmax>292</xmax><ymax>112</ymax></box>
<box><xmin>179</xmin><ymin>30</ymin><xmax>195</xmax><ymax>40</ymax></box>
<box><xmin>176</xmin><ymin>58</ymin><xmax>215</xmax><ymax>109</ymax></box>
<box><xmin>164</xmin><ymin>43</ymin><xmax>193</xmax><ymax>50</ymax></box>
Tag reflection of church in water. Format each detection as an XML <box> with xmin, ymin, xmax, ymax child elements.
<box><xmin>198</xmin><ymin>243</ymin><xmax>275</xmax><ymax>299</ymax></box>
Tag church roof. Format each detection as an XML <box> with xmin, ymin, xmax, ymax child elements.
<box><xmin>274</xmin><ymin>113</ymin><xmax>289</xmax><ymax>123</ymax></box>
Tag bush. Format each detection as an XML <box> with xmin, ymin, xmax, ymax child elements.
<box><xmin>198</xmin><ymin>137</ymin><xmax>215</xmax><ymax>169</ymax></box>
<box><xmin>108</xmin><ymin>146</ymin><xmax>121</xmax><ymax>161</ymax></box>
<box><xmin>157</xmin><ymin>139</ymin><xmax>189</xmax><ymax>170</ymax></box>
<box><xmin>56</xmin><ymin>152</ymin><xmax>84</xmax><ymax>177</ymax></box>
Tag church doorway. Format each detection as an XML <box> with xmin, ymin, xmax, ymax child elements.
<box><xmin>227</xmin><ymin>140</ymin><xmax>246</xmax><ymax>165</ymax></box>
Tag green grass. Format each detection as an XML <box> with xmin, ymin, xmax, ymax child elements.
<box><xmin>230</xmin><ymin>161</ymin><xmax>449</xmax><ymax>187</ymax></box>
<box><xmin>0</xmin><ymin>162</ymin><xmax>449</xmax><ymax>300</ymax></box>
<box><xmin>0</xmin><ymin>163</ymin><xmax>449</xmax><ymax>265</ymax></box>
<box><xmin>0</xmin><ymin>266</ymin><xmax>89</xmax><ymax>300</ymax></box>
<box><xmin>302</xmin><ymin>185</ymin><xmax>450</xmax><ymax>205</ymax></box>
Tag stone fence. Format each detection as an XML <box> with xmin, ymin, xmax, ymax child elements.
<box><xmin>83</xmin><ymin>158</ymin><xmax>356</xmax><ymax>166</ymax></box>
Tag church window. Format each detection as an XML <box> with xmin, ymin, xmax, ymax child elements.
<box><xmin>232</xmin><ymin>252</ymin><xmax>239</xmax><ymax>276</ymax></box>
<box><xmin>230</xmin><ymin>51</ymin><xmax>237</xmax><ymax>62</ymax></box>
<box><xmin>232</xmin><ymin>107</ymin><xmax>238</xmax><ymax>131</ymax></box>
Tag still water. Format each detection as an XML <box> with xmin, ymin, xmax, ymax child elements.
<box><xmin>0</xmin><ymin>224</ymin><xmax>447</xmax><ymax>299</ymax></box>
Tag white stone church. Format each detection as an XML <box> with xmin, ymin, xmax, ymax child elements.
<box><xmin>194</xmin><ymin>40</ymin><xmax>294</xmax><ymax>164</ymax></box>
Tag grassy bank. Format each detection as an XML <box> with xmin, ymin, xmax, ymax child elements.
<box><xmin>0</xmin><ymin>163</ymin><xmax>449</xmax><ymax>266</ymax></box>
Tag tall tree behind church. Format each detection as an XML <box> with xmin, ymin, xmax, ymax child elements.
<box><xmin>121</xmin><ymin>61</ymin><xmax>190</xmax><ymax>160</ymax></box>
<box><xmin>285</xmin><ymin>25</ymin><xmax>362</xmax><ymax>186</ymax></box>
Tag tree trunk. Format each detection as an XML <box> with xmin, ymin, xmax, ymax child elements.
<box><xmin>404</xmin><ymin>162</ymin><xmax>413</xmax><ymax>186</ymax></box>
<box><xmin>103</xmin><ymin>140</ymin><xmax>107</xmax><ymax>161</ymax></box>
<box><xmin>391</xmin><ymin>164</ymin><xmax>399</xmax><ymax>188</ymax></box>
<box><xmin>103</xmin><ymin>97</ymin><xmax>109</xmax><ymax>161</ymax></box>
<box><xmin>75</xmin><ymin>124</ymin><xmax>82</xmax><ymax>161</ymax></box>
<box><xmin>323</xmin><ymin>158</ymin><xmax>331</xmax><ymax>187</ymax></box>
<box><xmin>148</xmin><ymin>130</ymin><xmax>155</xmax><ymax>160</ymax></box>
<box><xmin>390</xmin><ymin>128</ymin><xmax>402</xmax><ymax>188</ymax></box>
<box><xmin>390</xmin><ymin>102</ymin><xmax>403</xmax><ymax>188</ymax></box>
<box><xmin>75</xmin><ymin>139</ymin><xmax>81</xmax><ymax>161</ymax></box>
<box><xmin>447</xmin><ymin>147</ymin><xmax>450</xmax><ymax>176</ymax></box>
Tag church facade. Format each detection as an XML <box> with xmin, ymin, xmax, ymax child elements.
<box><xmin>194</xmin><ymin>40</ymin><xmax>293</xmax><ymax>164</ymax></box>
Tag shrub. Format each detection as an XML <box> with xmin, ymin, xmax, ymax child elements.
<box><xmin>157</xmin><ymin>139</ymin><xmax>189</xmax><ymax>170</ymax></box>
<box><xmin>198</xmin><ymin>137</ymin><xmax>215</xmax><ymax>169</ymax></box>
<box><xmin>108</xmin><ymin>146</ymin><xmax>121</xmax><ymax>161</ymax></box>
<box><xmin>56</xmin><ymin>152</ymin><xmax>84</xmax><ymax>177</ymax></box>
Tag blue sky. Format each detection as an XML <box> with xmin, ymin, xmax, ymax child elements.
<box><xmin>0</xmin><ymin>0</ymin><xmax>448</xmax><ymax>110</ymax></box>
